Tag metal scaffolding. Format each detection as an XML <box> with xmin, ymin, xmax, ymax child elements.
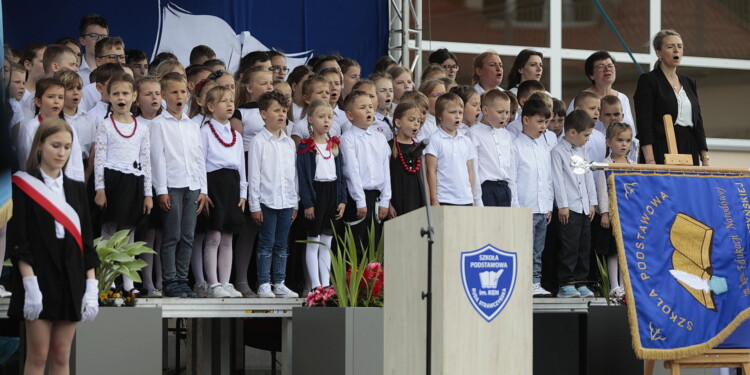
<box><xmin>388</xmin><ymin>0</ymin><xmax>423</xmax><ymax>82</ymax></box>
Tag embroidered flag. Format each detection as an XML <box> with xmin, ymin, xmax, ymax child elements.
<box><xmin>609</xmin><ymin>169</ymin><xmax>750</xmax><ymax>359</ymax></box>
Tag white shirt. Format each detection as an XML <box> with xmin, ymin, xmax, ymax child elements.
<box><xmin>473</xmin><ymin>83</ymin><xmax>503</xmax><ymax>95</ymax></box>
<box><xmin>314</xmin><ymin>143</ymin><xmax>337</xmax><ymax>182</ymax></box>
<box><xmin>17</xmin><ymin>116</ymin><xmax>85</xmax><ymax>182</ymax></box>
<box><xmin>247</xmin><ymin>128</ymin><xmax>298</xmax><ymax>211</ymax></box>
<box><xmin>468</xmin><ymin>124</ymin><xmax>516</xmax><ymax>190</ymax></box>
<box><xmin>586</xmin><ymin>130</ymin><xmax>607</xmax><ymax>163</ymax></box>
<box><xmin>416</xmin><ymin>114</ymin><xmax>438</xmax><ymax>142</ymax></box>
<box><xmin>191</xmin><ymin>114</ymin><xmax>208</xmax><ymax>126</ymax></box>
<box><xmin>233</xmin><ymin>104</ymin><xmax>264</xmax><ymax>151</ymax></box>
<box><xmin>550</xmin><ymin>138</ymin><xmax>597</xmax><ymax>215</ymax></box>
<box><xmin>513</xmin><ymin>133</ymin><xmax>553</xmax><ymax>213</ymax></box>
<box><xmin>330</xmin><ymin>105</ymin><xmax>345</xmax><ymax>137</ymax></box>
<box><xmin>40</xmin><ymin>169</ymin><xmax>66</xmax><ymax>239</ymax></box>
<box><xmin>291</xmin><ymin>102</ymin><xmax>304</xmax><ymax>123</ymax></box>
<box><xmin>340</xmin><ymin>125</ymin><xmax>392</xmax><ymax>209</ymax></box>
<box><xmin>150</xmin><ymin>111</ymin><xmax>207</xmax><ymax>195</ymax></box>
<box><xmin>95</xmin><ymin>117</ymin><xmax>152</xmax><ymax>195</ymax></box>
<box><xmin>506</xmin><ymin>118</ymin><xmax>522</xmax><ymax>138</ymax></box>
<box><xmin>675</xmin><ymin>88</ymin><xmax>694</xmax><ymax>127</ymax></box>
<box><xmin>372</xmin><ymin>112</ymin><xmax>394</xmax><ymax>141</ymax></box>
<box><xmin>567</xmin><ymin>91</ymin><xmax>636</xmax><ymax>137</ymax></box>
<box><xmin>88</xmin><ymin>101</ymin><xmax>110</xmax><ymax>129</ymax></box>
<box><xmin>291</xmin><ymin>116</ymin><xmax>310</xmax><ymax>139</ymax></box>
<box><xmin>65</xmin><ymin>109</ymin><xmax>96</xmax><ymax>159</ymax></box>
<box><xmin>425</xmin><ymin>128</ymin><xmax>476</xmax><ymax>205</ymax></box>
<box><xmin>201</xmin><ymin>119</ymin><xmax>247</xmax><ymax>199</ymax></box>
<box><xmin>81</xmin><ymin>83</ymin><xmax>100</xmax><ymax>112</ymax></box>
<box><xmin>20</xmin><ymin>90</ymin><xmax>35</xmax><ymax>120</ymax></box>
<box><xmin>78</xmin><ymin>58</ymin><xmax>93</xmax><ymax>86</ymax></box>
<box><xmin>595</xmin><ymin>156</ymin><xmax>635</xmax><ymax>215</ymax></box>
<box><xmin>9</xmin><ymin>99</ymin><xmax>25</xmax><ymax>129</ymax></box>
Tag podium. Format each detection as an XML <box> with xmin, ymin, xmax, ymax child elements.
<box><xmin>384</xmin><ymin>206</ymin><xmax>533</xmax><ymax>374</ymax></box>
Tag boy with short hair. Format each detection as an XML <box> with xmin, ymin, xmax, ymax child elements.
<box><xmin>573</xmin><ymin>91</ymin><xmax>607</xmax><ymax>163</ymax></box>
<box><xmin>189</xmin><ymin>45</ymin><xmax>216</xmax><ymax>66</ymax></box>
<box><xmin>340</xmin><ymin>90</ymin><xmax>392</xmax><ymax>252</ymax></box>
<box><xmin>85</xmin><ymin>63</ymin><xmax>125</xmax><ymax>123</ymax></box>
<box><xmin>506</xmin><ymin>80</ymin><xmax>546</xmax><ymax>136</ymax></box>
<box><xmin>82</xmin><ymin>38</ymin><xmax>126</xmax><ymax>111</ymax></box>
<box><xmin>42</xmin><ymin>44</ymin><xmax>78</xmax><ymax>76</ymax></box>
<box><xmin>513</xmin><ymin>98</ymin><xmax>554</xmax><ymax>297</ymax></box>
<box><xmin>550</xmin><ymin>110</ymin><xmax>598</xmax><ymax>298</ymax></box>
<box><xmin>371</xmin><ymin>72</ymin><xmax>395</xmax><ymax>138</ymax></box>
<box><xmin>78</xmin><ymin>13</ymin><xmax>109</xmax><ymax>85</ymax></box>
<box><xmin>600</xmin><ymin>95</ymin><xmax>640</xmax><ymax>161</ymax></box>
<box><xmin>126</xmin><ymin>49</ymin><xmax>149</xmax><ymax>80</ymax></box>
<box><xmin>469</xmin><ymin>89</ymin><xmax>515</xmax><ymax>207</ymax></box>
<box><xmin>8</xmin><ymin>63</ymin><xmax>26</xmax><ymax>128</ymax></box>
<box><xmin>150</xmin><ymin>72</ymin><xmax>208</xmax><ymax>298</ymax></box>
<box><xmin>248</xmin><ymin>90</ymin><xmax>299</xmax><ymax>298</ymax></box>
<box><xmin>550</xmin><ymin>98</ymin><xmax>566</xmax><ymax>140</ymax></box>
<box><xmin>55</xmin><ymin>36</ymin><xmax>82</xmax><ymax>67</ymax></box>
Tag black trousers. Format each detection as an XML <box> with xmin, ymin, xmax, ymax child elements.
<box><xmin>344</xmin><ymin>190</ymin><xmax>383</xmax><ymax>256</ymax></box>
<box><xmin>557</xmin><ymin>211</ymin><xmax>591</xmax><ymax>285</ymax></box>
<box><xmin>481</xmin><ymin>180</ymin><xmax>511</xmax><ymax>207</ymax></box>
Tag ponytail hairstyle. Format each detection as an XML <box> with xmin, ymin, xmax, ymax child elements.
<box><xmin>236</xmin><ymin>65</ymin><xmax>272</xmax><ymax>107</ymax></box>
<box><xmin>390</xmin><ymin>101</ymin><xmax>419</xmax><ymax>158</ymax></box>
<box><xmin>134</xmin><ymin>76</ymin><xmax>162</xmax><ymax>117</ymax></box>
<box><xmin>652</xmin><ymin>29</ymin><xmax>682</xmax><ymax>69</ymax></box>
<box><xmin>506</xmin><ymin>49</ymin><xmax>544</xmax><ymax>90</ymax></box>
<box><xmin>306</xmin><ymin>98</ymin><xmax>338</xmax><ymax>156</ymax></box>
<box><xmin>105</xmin><ymin>73</ymin><xmax>136</xmax><ymax>118</ymax></box>
<box><xmin>26</xmin><ymin>117</ymin><xmax>73</xmax><ymax>172</ymax></box>
<box><xmin>300</xmin><ymin>74</ymin><xmax>330</xmax><ymax>119</ymax></box>
<box><xmin>33</xmin><ymin>78</ymin><xmax>66</xmax><ymax>117</ymax></box>
<box><xmin>203</xmin><ymin>85</ymin><xmax>233</xmax><ymax>120</ymax></box>
<box><xmin>188</xmin><ymin>79</ymin><xmax>218</xmax><ymax>119</ymax></box>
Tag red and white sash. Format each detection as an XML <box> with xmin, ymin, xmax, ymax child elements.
<box><xmin>12</xmin><ymin>171</ymin><xmax>83</xmax><ymax>252</ymax></box>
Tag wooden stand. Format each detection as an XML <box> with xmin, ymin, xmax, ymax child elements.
<box><xmin>644</xmin><ymin>349</ymin><xmax>750</xmax><ymax>375</ymax></box>
<box><xmin>383</xmin><ymin>206</ymin><xmax>533</xmax><ymax>374</ymax></box>
<box><xmin>662</xmin><ymin>114</ymin><xmax>693</xmax><ymax>166</ymax></box>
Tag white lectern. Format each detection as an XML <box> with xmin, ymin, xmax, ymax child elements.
<box><xmin>384</xmin><ymin>206</ymin><xmax>533</xmax><ymax>374</ymax></box>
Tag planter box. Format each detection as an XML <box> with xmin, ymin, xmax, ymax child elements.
<box><xmin>293</xmin><ymin>307</ymin><xmax>383</xmax><ymax>375</ymax></box>
<box><xmin>72</xmin><ymin>306</ymin><xmax>162</xmax><ymax>375</ymax></box>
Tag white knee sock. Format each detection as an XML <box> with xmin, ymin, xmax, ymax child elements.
<box><xmin>191</xmin><ymin>233</ymin><xmax>206</xmax><ymax>284</ymax></box>
<box><xmin>607</xmin><ymin>254</ymin><xmax>620</xmax><ymax>290</ymax></box>
<box><xmin>305</xmin><ymin>236</ymin><xmax>322</xmax><ymax>289</ymax></box>
<box><xmin>218</xmin><ymin>233</ymin><xmax>234</xmax><ymax>284</ymax></box>
<box><xmin>203</xmin><ymin>231</ymin><xmax>221</xmax><ymax>285</ymax></box>
<box><xmin>319</xmin><ymin>234</ymin><xmax>333</xmax><ymax>286</ymax></box>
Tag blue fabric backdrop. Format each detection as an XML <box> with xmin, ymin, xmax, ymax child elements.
<box><xmin>2</xmin><ymin>0</ymin><xmax>388</xmax><ymax>75</ymax></box>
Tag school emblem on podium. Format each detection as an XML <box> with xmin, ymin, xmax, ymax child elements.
<box><xmin>460</xmin><ymin>244</ymin><xmax>517</xmax><ymax>322</ymax></box>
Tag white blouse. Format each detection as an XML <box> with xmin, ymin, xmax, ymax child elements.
<box><xmin>201</xmin><ymin>119</ymin><xmax>248</xmax><ymax>200</ymax></box>
<box><xmin>674</xmin><ymin>88</ymin><xmax>694</xmax><ymax>127</ymax></box>
<box><xmin>40</xmin><ymin>169</ymin><xmax>65</xmax><ymax>239</ymax></box>
<box><xmin>94</xmin><ymin>117</ymin><xmax>152</xmax><ymax>195</ymax></box>
<box><xmin>314</xmin><ymin>143</ymin><xmax>337</xmax><ymax>182</ymax></box>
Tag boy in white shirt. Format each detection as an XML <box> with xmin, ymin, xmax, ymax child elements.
<box><xmin>573</xmin><ymin>91</ymin><xmax>607</xmax><ymax>164</ymax></box>
<box><xmin>469</xmin><ymin>89</ymin><xmax>514</xmax><ymax>207</ymax></box>
<box><xmin>150</xmin><ymin>72</ymin><xmax>208</xmax><ymax>298</ymax></box>
<box><xmin>600</xmin><ymin>95</ymin><xmax>640</xmax><ymax>162</ymax></box>
<box><xmin>513</xmin><ymin>98</ymin><xmax>554</xmax><ymax>297</ymax></box>
<box><xmin>248</xmin><ymin>90</ymin><xmax>299</xmax><ymax>298</ymax></box>
<box><xmin>550</xmin><ymin>110</ymin><xmax>598</xmax><ymax>298</ymax></box>
<box><xmin>340</xmin><ymin>90</ymin><xmax>392</xmax><ymax>252</ymax></box>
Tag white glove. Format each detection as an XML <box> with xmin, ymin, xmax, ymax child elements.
<box><xmin>80</xmin><ymin>279</ymin><xmax>99</xmax><ymax>322</ymax></box>
<box><xmin>22</xmin><ymin>276</ymin><xmax>43</xmax><ymax>321</ymax></box>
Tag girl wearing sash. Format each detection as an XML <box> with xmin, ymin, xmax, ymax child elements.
<box><xmin>8</xmin><ymin>118</ymin><xmax>100</xmax><ymax>374</ymax></box>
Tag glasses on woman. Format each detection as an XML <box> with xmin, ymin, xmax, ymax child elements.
<box><xmin>270</xmin><ymin>65</ymin><xmax>289</xmax><ymax>73</ymax></box>
<box><xmin>594</xmin><ymin>64</ymin><xmax>616</xmax><ymax>71</ymax></box>
<box><xmin>442</xmin><ymin>64</ymin><xmax>459</xmax><ymax>71</ymax></box>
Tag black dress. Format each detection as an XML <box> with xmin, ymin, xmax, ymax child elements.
<box><xmin>388</xmin><ymin>140</ymin><xmax>425</xmax><ymax>216</ymax></box>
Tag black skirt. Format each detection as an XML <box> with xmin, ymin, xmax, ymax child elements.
<box><xmin>304</xmin><ymin>181</ymin><xmax>338</xmax><ymax>236</ymax></box>
<box><xmin>592</xmin><ymin>214</ymin><xmax>616</xmax><ymax>256</ymax></box>
<box><xmin>101</xmin><ymin>168</ymin><xmax>145</xmax><ymax>226</ymax></box>
<box><xmin>640</xmin><ymin>124</ymin><xmax>701</xmax><ymax>165</ymax></box>
<box><xmin>389</xmin><ymin>141</ymin><xmax>425</xmax><ymax>216</ymax></box>
<box><xmin>205</xmin><ymin>168</ymin><xmax>246</xmax><ymax>233</ymax></box>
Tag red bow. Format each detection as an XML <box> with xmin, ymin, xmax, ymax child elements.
<box><xmin>326</xmin><ymin>136</ymin><xmax>340</xmax><ymax>150</ymax></box>
<box><xmin>297</xmin><ymin>138</ymin><xmax>316</xmax><ymax>154</ymax></box>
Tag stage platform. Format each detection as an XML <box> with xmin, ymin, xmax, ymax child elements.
<box><xmin>0</xmin><ymin>296</ymin><xmax>620</xmax><ymax>374</ymax></box>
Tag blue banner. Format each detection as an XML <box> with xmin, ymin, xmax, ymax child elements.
<box><xmin>2</xmin><ymin>1</ymin><xmax>388</xmax><ymax>75</ymax></box>
<box><xmin>610</xmin><ymin>169</ymin><xmax>750</xmax><ymax>359</ymax></box>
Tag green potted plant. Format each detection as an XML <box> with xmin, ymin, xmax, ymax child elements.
<box><xmin>93</xmin><ymin>229</ymin><xmax>156</xmax><ymax>305</ymax></box>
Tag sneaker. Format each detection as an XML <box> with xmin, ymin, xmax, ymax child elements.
<box><xmin>163</xmin><ymin>282</ymin><xmax>187</xmax><ymax>298</ymax></box>
<box><xmin>181</xmin><ymin>283</ymin><xmax>198</xmax><ymax>298</ymax></box>
<box><xmin>210</xmin><ymin>283</ymin><xmax>231</xmax><ymax>298</ymax></box>
<box><xmin>557</xmin><ymin>285</ymin><xmax>581</xmax><ymax>298</ymax></box>
<box><xmin>0</xmin><ymin>285</ymin><xmax>11</xmax><ymax>298</ymax></box>
<box><xmin>610</xmin><ymin>286</ymin><xmax>625</xmax><ymax>299</ymax></box>
<box><xmin>576</xmin><ymin>285</ymin><xmax>595</xmax><ymax>298</ymax></box>
<box><xmin>273</xmin><ymin>283</ymin><xmax>299</xmax><ymax>298</ymax></box>
<box><xmin>193</xmin><ymin>281</ymin><xmax>210</xmax><ymax>298</ymax></box>
<box><xmin>146</xmin><ymin>289</ymin><xmax>163</xmax><ymax>298</ymax></box>
<box><xmin>532</xmin><ymin>283</ymin><xmax>552</xmax><ymax>297</ymax></box>
<box><xmin>257</xmin><ymin>283</ymin><xmax>275</xmax><ymax>298</ymax></box>
<box><xmin>222</xmin><ymin>283</ymin><xmax>243</xmax><ymax>298</ymax></box>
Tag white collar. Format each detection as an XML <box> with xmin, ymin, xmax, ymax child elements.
<box><xmin>40</xmin><ymin>169</ymin><xmax>64</xmax><ymax>188</ymax></box>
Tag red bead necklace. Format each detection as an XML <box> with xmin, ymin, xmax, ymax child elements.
<box><xmin>111</xmin><ymin>115</ymin><xmax>138</xmax><ymax>138</ymax></box>
<box><xmin>208</xmin><ymin>121</ymin><xmax>237</xmax><ymax>147</ymax></box>
<box><xmin>395</xmin><ymin>140</ymin><xmax>421</xmax><ymax>174</ymax></box>
<box><xmin>314</xmin><ymin>141</ymin><xmax>332</xmax><ymax>160</ymax></box>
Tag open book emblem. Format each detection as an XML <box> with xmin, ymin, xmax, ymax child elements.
<box><xmin>669</xmin><ymin>213</ymin><xmax>727</xmax><ymax>311</ymax></box>
<box><xmin>460</xmin><ymin>244</ymin><xmax>517</xmax><ymax>322</ymax></box>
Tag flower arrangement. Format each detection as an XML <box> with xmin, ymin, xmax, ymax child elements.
<box><xmin>94</xmin><ymin>230</ymin><xmax>156</xmax><ymax>306</ymax></box>
<box><xmin>302</xmin><ymin>221</ymin><xmax>384</xmax><ymax>307</ymax></box>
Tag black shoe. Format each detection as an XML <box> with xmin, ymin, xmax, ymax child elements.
<box><xmin>179</xmin><ymin>282</ymin><xmax>198</xmax><ymax>298</ymax></box>
<box><xmin>163</xmin><ymin>282</ymin><xmax>187</xmax><ymax>298</ymax></box>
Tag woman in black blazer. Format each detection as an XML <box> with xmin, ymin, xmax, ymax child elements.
<box><xmin>8</xmin><ymin>118</ymin><xmax>99</xmax><ymax>374</ymax></box>
<box><xmin>634</xmin><ymin>29</ymin><xmax>709</xmax><ymax>166</ymax></box>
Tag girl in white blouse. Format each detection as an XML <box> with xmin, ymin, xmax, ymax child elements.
<box><xmin>94</xmin><ymin>73</ymin><xmax>153</xmax><ymax>294</ymax></box>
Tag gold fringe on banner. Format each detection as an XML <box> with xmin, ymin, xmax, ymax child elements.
<box><xmin>607</xmin><ymin>171</ymin><xmax>750</xmax><ymax>360</ymax></box>
<box><xmin>0</xmin><ymin>199</ymin><xmax>11</xmax><ymax>227</ymax></box>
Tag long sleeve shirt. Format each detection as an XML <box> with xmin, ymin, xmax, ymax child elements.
<box><xmin>339</xmin><ymin>125</ymin><xmax>392</xmax><ymax>209</ymax></box>
<box><xmin>550</xmin><ymin>138</ymin><xmax>597</xmax><ymax>215</ymax></box>
<box><xmin>247</xmin><ymin>128</ymin><xmax>298</xmax><ymax>212</ymax></box>
<box><xmin>149</xmin><ymin>111</ymin><xmax>207</xmax><ymax>195</ymax></box>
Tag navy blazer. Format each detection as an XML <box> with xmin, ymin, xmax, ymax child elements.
<box><xmin>296</xmin><ymin>142</ymin><xmax>347</xmax><ymax>209</ymax></box>
<box><xmin>634</xmin><ymin>65</ymin><xmax>708</xmax><ymax>157</ymax></box>
<box><xmin>7</xmin><ymin>169</ymin><xmax>99</xmax><ymax>320</ymax></box>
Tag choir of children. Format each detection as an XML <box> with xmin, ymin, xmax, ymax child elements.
<box><xmin>5</xmin><ymin>13</ymin><xmax>636</xmax><ymax>303</ymax></box>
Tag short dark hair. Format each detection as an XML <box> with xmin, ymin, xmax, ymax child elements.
<box><xmin>189</xmin><ymin>45</ymin><xmax>216</xmax><ymax>65</ymax></box>
<box><xmin>21</xmin><ymin>42</ymin><xmax>46</xmax><ymax>67</ymax></box>
<box><xmin>449</xmin><ymin>85</ymin><xmax>479</xmax><ymax>106</ymax></box>
<box><xmin>584</xmin><ymin>50</ymin><xmax>616</xmax><ymax>85</ymax></box>
<box><xmin>373</xmin><ymin>55</ymin><xmax>396</xmax><ymax>74</ymax></box>
<box><xmin>202</xmin><ymin>59</ymin><xmax>226</xmax><ymax>71</ymax></box>
<box><xmin>54</xmin><ymin>37</ymin><xmax>78</xmax><ymax>47</ymax></box>
<box><xmin>94</xmin><ymin>37</ymin><xmax>124</xmax><ymax>58</ymax></box>
<box><xmin>267</xmin><ymin>50</ymin><xmax>284</xmax><ymax>60</ymax></box>
<box><xmin>186</xmin><ymin>64</ymin><xmax>212</xmax><ymax>81</ymax></box>
<box><xmin>428</xmin><ymin>48</ymin><xmax>457</xmax><ymax>65</ymax></box>
<box><xmin>125</xmin><ymin>49</ymin><xmax>147</xmax><ymax>63</ymax></box>
<box><xmin>258</xmin><ymin>89</ymin><xmax>289</xmax><ymax>111</ymax></box>
<box><xmin>552</xmin><ymin>98</ymin><xmax>566</xmax><ymax>118</ymax></box>
<box><xmin>516</xmin><ymin>80</ymin><xmax>546</xmax><ymax>102</ymax></box>
<box><xmin>311</xmin><ymin>55</ymin><xmax>339</xmax><ymax>74</ymax></box>
<box><xmin>237</xmin><ymin>50</ymin><xmax>270</xmax><ymax>78</ymax></box>
<box><xmin>91</xmin><ymin>62</ymin><xmax>125</xmax><ymax>84</ymax></box>
<box><xmin>522</xmin><ymin>98</ymin><xmax>552</xmax><ymax>119</ymax></box>
<box><xmin>564</xmin><ymin>109</ymin><xmax>595</xmax><ymax>132</ymax></box>
<box><xmin>78</xmin><ymin>14</ymin><xmax>108</xmax><ymax>36</ymax></box>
